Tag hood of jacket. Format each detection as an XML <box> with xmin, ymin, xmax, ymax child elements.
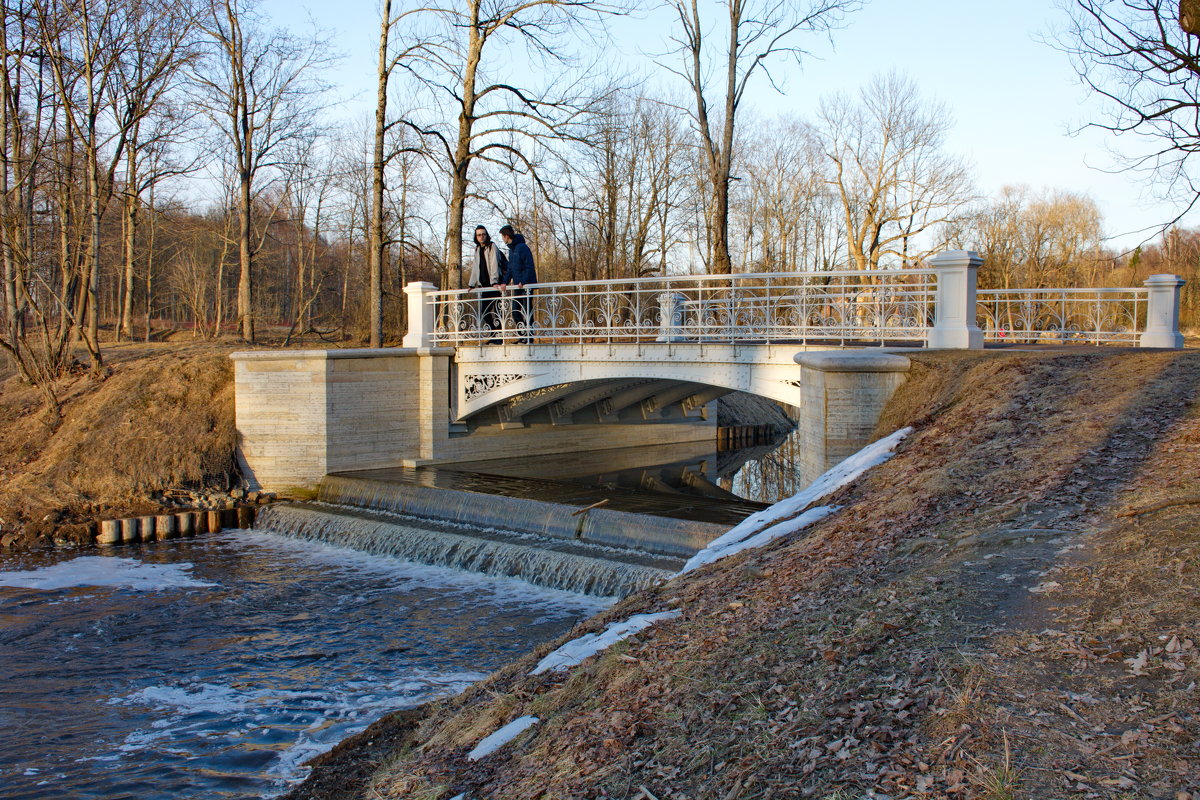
<box><xmin>509</xmin><ymin>233</ymin><xmax>527</xmax><ymax>247</ymax></box>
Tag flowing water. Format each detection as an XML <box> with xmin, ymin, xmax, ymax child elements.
<box><xmin>0</xmin><ymin>531</ymin><xmax>607</xmax><ymax>800</ymax></box>
<box><xmin>0</xmin><ymin>432</ymin><xmax>805</xmax><ymax>799</ymax></box>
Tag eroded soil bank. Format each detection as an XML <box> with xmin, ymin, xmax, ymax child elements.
<box><xmin>286</xmin><ymin>349</ymin><xmax>1200</xmax><ymax>800</ymax></box>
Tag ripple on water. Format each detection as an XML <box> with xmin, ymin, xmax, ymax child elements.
<box><xmin>0</xmin><ymin>530</ymin><xmax>608</xmax><ymax>799</ymax></box>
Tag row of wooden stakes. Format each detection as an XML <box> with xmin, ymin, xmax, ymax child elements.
<box><xmin>716</xmin><ymin>424</ymin><xmax>776</xmax><ymax>451</ymax></box>
<box><xmin>96</xmin><ymin>507</ymin><xmax>257</xmax><ymax>545</ymax></box>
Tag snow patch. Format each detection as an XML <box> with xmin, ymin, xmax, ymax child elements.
<box><xmin>0</xmin><ymin>556</ymin><xmax>215</xmax><ymax>591</ymax></box>
<box><xmin>467</xmin><ymin>715</ymin><xmax>539</xmax><ymax>760</ymax></box>
<box><xmin>683</xmin><ymin>505</ymin><xmax>838</xmax><ymax>573</ymax></box>
<box><xmin>681</xmin><ymin>426</ymin><xmax>912</xmax><ymax>573</ymax></box>
<box><xmin>531</xmin><ymin>611</ymin><xmax>681</xmax><ymax>675</ymax></box>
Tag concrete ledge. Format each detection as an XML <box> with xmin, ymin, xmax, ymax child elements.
<box><xmin>230</xmin><ymin>347</ymin><xmax>455</xmax><ymax>362</ymax></box>
<box><xmin>794</xmin><ymin>351</ymin><xmax>911</xmax><ymax>373</ymax></box>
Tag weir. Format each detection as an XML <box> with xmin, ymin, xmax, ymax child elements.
<box><xmin>253</xmin><ymin>470</ymin><xmax>740</xmax><ymax>596</ymax></box>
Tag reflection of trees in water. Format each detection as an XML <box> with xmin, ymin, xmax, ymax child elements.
<box><xmin>726</xmin><ymin>429</ymin><xmax>807</xmax><ymax>505</ymax></box>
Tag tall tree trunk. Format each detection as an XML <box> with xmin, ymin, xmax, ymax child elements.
<box><xmin>0</xmin><ymin>62</ymin><xmax>16</xmax><ymax>351</ymax></box>
<box><xmin>144</xmin><ymin>183</ymin><xmax>155</xmax><ymax>341</ymax></box>
<box><xmin>237</xmin><ymin>169</ymin><xmax>254</xmax><ymax>341</ymax></box>
<box><xmin>443</xmin><ymin>10</ymin><xmax>481</xmax><ymax>290</ymax></box>
<box><xmin>368</xmin><ymin>0</ymin><xmax>391</xmax><ymax>347</ymax></box>
<box><xmin>120</xmin><ymin>141</ymin><xmax>137</xmax><ymax>340</ymax></box>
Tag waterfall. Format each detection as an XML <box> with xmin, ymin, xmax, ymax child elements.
<box><xmin>253</xmin><ymin>470</ymin><xmax>743</xmax><ymax>597</ymax></box>
<box><xmin>317</xmin><ymin>473</ymin><xmax>726</xmax><ymax>559</ymax></box>
<box><xmin>254</xmin><ymin>504</ymin><xmax>680</xmax><ymax>598</ymax></box>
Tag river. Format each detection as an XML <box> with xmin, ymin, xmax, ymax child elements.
<box><xmin>0</xmin><ymin>430</ymin><xmax>803</xmax><ymax>799</ymax></box>
<box><xmin>0</xmin><ymin>531</ymin><xmax>606</xmax><ymax>799</ymax></box>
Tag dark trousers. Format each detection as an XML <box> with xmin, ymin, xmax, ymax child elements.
<box><xmin>479</xmin><ymin>289</ymin><xmax>500</xmax><ymax>341</ymax></box>
<box><xmin>509</xmin><ymin>287</ymin><xmax>530</xmax><ymax>335</ymax></box>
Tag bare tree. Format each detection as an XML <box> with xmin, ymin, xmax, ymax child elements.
<box><xmin>1061</xmin><ymin>0</ymin><xmax>1200</xmax><ymax>223</ymax></box>
<box><xmin>950</xmin><ymin>185</ymin><xmax>1103</xmax><ymax>289</ymax></box>
<box><xmin>192</xmin><ymin>0</ymin><xmax>332</xmax><ymax>343</ymax></box>
<box><xmin>662</xmin><ymin>0</ymin><xmax>858</xmax><ymax>274</ymax></box>
<box><xmin>395</xmin><ymin>0</ymin><xmax>628</xmax><ymax>289</ymax></box>
<box><xmin>739</xmin><ymin>115</ymin><xmax>844</xmax><ymax>271</ymax></box>
<box><xmin>816</xmin><ymin>72</ymin><xmax>974</xmax><ymax>273</ymax></box>
<box><xmin>111</xmin><ymin>0</ymin><xmax>199</xmax><ymax>341</ymax></box>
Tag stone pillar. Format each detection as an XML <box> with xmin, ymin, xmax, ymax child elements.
<box><xmin>928</xmin><ymin>250</ymin><xmax>984</xmax><ymax>350</ymax></box>
<box><xmin>794</xmin><ymin>351</ymin><xmax>911</xmax><ymax>484</ymax></box>
<box><xmin>1139</xmin><ymin>273</ymin><xmax>1185</xmax><ymax>349</ymax></box>
<box><xmin>656</xmin><ymin>292</ymin><xmax>687</xmax><ymax>342</ymax></box>
<box><xmin>402</xmin><ymin>282</ymin><xmax>438</xmax><ymax>348</ymax></box>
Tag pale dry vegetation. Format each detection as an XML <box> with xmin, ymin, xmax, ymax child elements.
<box><xmin>0</xmin><ymin>342</ymin><xmax>237</xmax><ymax>536</ymax></box>
<box><xmin>287</xmin><ymin>349</ymin><xmax>1200</xmax><ymax>800</ymax></box>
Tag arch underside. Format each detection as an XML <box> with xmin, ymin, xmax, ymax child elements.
<box><xmin>451</xmin><ymin>342</ymin><xmax>811</xmax><ymax>427</ymax></box>
<box><xmin>456</xmin><ymin>373</ymin><xmax>802</xmax><ymax>429</ymax></box>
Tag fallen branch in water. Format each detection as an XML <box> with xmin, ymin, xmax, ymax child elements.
<box><xmin>571</xmin><ymin>499</ymin><xmax>610</xmax><ymax>516</ymax></box>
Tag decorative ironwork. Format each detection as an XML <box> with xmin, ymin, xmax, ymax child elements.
<box><xmin>463</xmin><ymin>373</ymin><xmax>531</xmax><ymax>401</ymax></box>
<box><xmin>975</xmin><ymin>288</ymin><xmax>1147</xmax><ymax>345</ymax></box>
<box><xmin>430</xmin><ymin>269</ymin><xmax>938</xmax><ymax>346</ymax></box>
<box><xmin>426</xmin><ymin>272</ymin><xmax>1150</xmax><ymax>347</ymax></box>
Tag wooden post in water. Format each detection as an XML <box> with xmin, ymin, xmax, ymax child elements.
<box><xmin>221</xmin><ymin>508</ymin><xmax>238</xmax><ymax>529</ymax></box>
<box><xmin>193</xmin><ymin>511</ymin><xmax>208</xmax><ymax>536</ymax></box>
<box><xmin>176</xmin><ymin>512</ymin><xmax>195</xmax><ymax>538</ymax></box>
<box><xmin>206</xmin><ymin>510</ymin><xmax>222</xmax><ymax>533</ymax></box>
<box><xmin>120</xmin><ymin>518</ymin><xmax>140</xmax><ymax>543</ymax></box>
<box><xmin>139</xmin><ymin>516</ymin><xmax>157</xmax><ymax>542</ymax></box>
<box><xmin>98</xmin><ymin>520</ymin><xmax>121</xmax><ymax>545</ymax></box>
<box><xmin>156</xmin><ymin>514</ymin><xmax>178</xmax><ymax>540</ymax></box>
<box><xmin>237</xmin><ymin>506</ymin><xmax>255</xmax><ymax>529</ymax></box>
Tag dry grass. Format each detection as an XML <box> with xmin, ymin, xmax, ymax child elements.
<box><xmin>0</xmin><ymin>341</ymin><xmax>239</xmax><ymax>529</ymax></box>
<box><xmin>286</xmin><ymin>348</ymin><xmax>1200</xmax><ymax>800</ymax></box>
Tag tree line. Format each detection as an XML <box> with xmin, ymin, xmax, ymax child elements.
<box><xmin>1</xmin><ymin>0</ymin><xmax>1197</xmax><ymax>418</ymax></box>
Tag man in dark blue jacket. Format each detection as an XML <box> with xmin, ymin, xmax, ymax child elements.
<box><xmin>499</xmin><ymin>225</ymin><xmax>537</xmax><ymax>341</ymax></box>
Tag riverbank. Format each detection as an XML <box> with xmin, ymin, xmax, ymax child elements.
<box><xmin>0</xmin><ymin>344</ymin><xmax>791</xmax><ymax>551</ymax></box>
<box><xmin>0</xmin><ymin>342</ymin><xmax>238</xmax><ymax>548</ymax></box>
<box><xmin>286</xmin><ymin>348</ymin><xmax>1200</xmax><ymax>799</ymax></box>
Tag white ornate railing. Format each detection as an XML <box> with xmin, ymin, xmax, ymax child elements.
<box><xmin>976</xmin><ymin>288</ymin><xmax>1148</xmax><ymax>345</ymax></box>
<box><xmin>401</xmin><ymin>253</ymin><xmax>1184</xmax><ymax>350</ymax></box>
<box><xmin>425</xmin><ymin>270</ymin><xmax>938</xmax><ymax>346</ymax></box>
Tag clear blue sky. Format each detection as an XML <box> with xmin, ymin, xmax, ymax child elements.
<box><xmin>264</xmin><ymin>0</ymin><xmax>1177</xmax><ymax>252</ymax></box>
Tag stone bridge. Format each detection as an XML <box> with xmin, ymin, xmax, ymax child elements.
<box><xmin>232</xmin><ymin>252</ymin><xmax>1185</xmax><ymax>493</ymax></box>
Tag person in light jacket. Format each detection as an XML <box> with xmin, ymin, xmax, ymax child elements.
<box><xmin>499</xmin><ymin>224</ymin><xmax>537</xmax><ymax>341</ymax></box>
<box><xmin>468</xmin><ymin>225</ymin><xmax>507</xmax><ymax>342</ymax></box>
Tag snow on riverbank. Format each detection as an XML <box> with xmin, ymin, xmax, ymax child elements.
<box><xmin>468</xmin><ymin>715</ymin><xmax>540</xmax><ymax>760</ymax></box>
<box><xmin>682</xmin><ymin>427</ymin><xmax>912</xmax><ymax>573</ymax></box>
<box><xmin>517</xmin><ymin>428</ymin><xmax>912</xmax><ymax>683</ymax></box>
<box><xmin>530</xmin><ymin>611</ymin><xmax>682</xmax><ymax>675</ymax></box>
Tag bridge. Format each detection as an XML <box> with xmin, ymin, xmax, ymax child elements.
<box><xmin>231</xmin><ymin>251</ymin><xmax>1185</xmax><ymax>494</ymax></box>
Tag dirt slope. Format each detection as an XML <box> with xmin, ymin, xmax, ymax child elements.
<box><xmin>287</xmin><ymin>349</ymin><xmax>1200</xmax><ymax>800</ymax></box>
<box><xmin>0</xmin><ymin>342</ymin><xmax>238</xmax><ymax>544</ymax></box>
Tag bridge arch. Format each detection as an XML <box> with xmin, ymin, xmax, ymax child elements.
<box><xmin>451</xmin><ymin>342</ymin><xmax>813</xmax><ymax>426</ymax></box>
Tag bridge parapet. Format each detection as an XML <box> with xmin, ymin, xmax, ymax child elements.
<box><xmin>404</xmin><ymin>251</ymin><xmax>1184</xmax><ymax>350</ymax></box>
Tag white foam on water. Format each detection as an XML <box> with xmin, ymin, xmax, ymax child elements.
<box><xmin>223</xmin><ymin>529</ymin><xmax>613</xmax><ymax>616</ymax></box>
<box><xmin>110</xmin><ymin>669</ymin><xmax>488</xmax><ymax>792</ymax></box>
<box><xmin>0</xmin><ymin>556</ymin><xmax>215</xmax><ymax>591</ymax></box>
